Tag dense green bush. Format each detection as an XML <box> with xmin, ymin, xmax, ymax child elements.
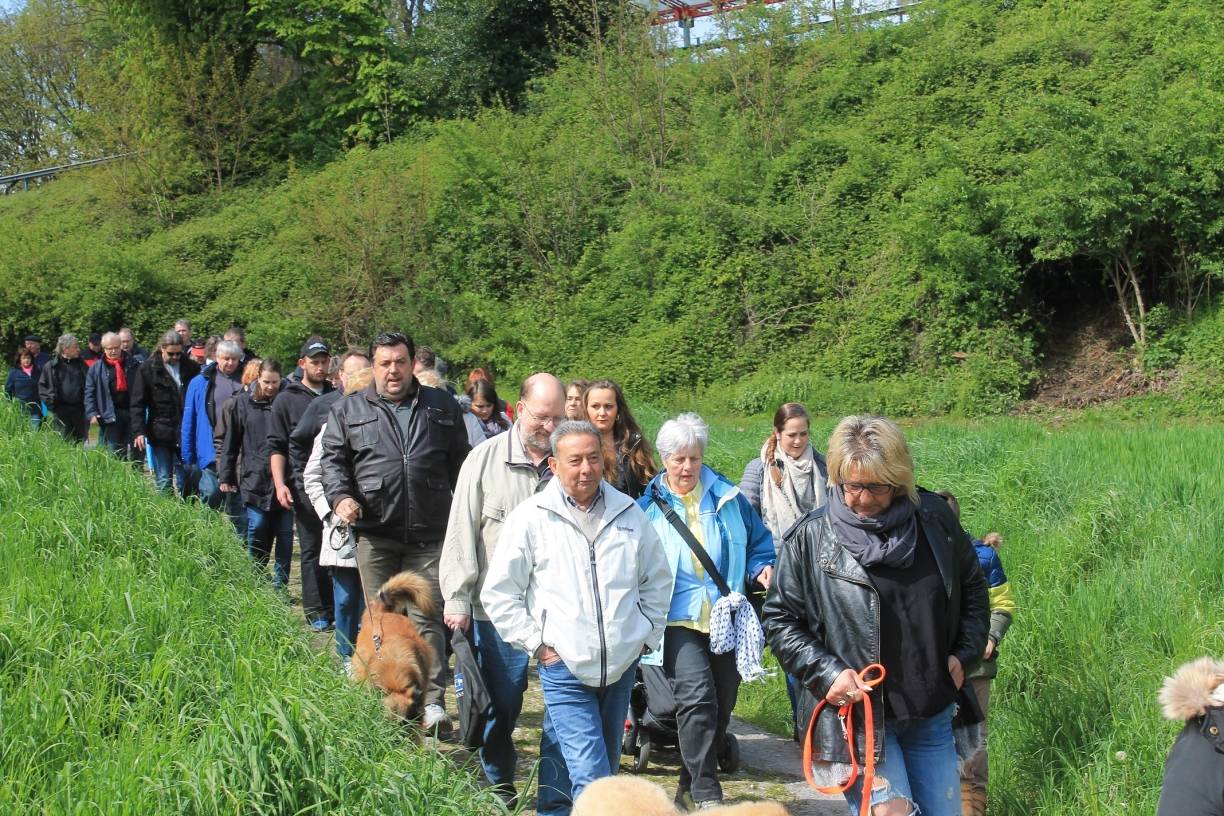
<box><xmin>1</xmin><ymin>0</ymin><xmax>1221</xmax><ymax>413</ymax></box>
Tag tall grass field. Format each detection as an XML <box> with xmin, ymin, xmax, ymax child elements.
<box><xmin>0</xmin><ymin>404</ymin><xmax>500</xmax><ymax>815</ymax></box>
<box><xmin>694</xmin><ymin>410</ymin><xmax>1224</xmax><ymax>815</ymax></box>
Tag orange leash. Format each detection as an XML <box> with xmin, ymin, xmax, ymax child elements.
<box><xmin>802</xmin><ymin>664</ymin><xmax>887</xmax><ymax>816</ymax></box>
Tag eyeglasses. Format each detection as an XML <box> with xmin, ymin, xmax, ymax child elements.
<box><xmin>520</xmin><ymin>403</ymin><xmax>565</xmax><ymax>429</ymax></box>
<box><xmin>843</xmin><ymin>482</ymin><xmax>895</xmax><ymax>497</ymax></box>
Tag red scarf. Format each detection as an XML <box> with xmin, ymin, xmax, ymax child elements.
<box><xmin>105</xmin><ymin>355</ymin><xmax>128</xmax><ymax>392</ymax></box>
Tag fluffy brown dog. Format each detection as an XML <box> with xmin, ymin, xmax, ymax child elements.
<box><xmin>352</xmin><ymin>570</ymin><xmax>436</xmax><ymax>720</ymax></box>
<box><xmin>572</xmin><ymin>776</ymin><xmax>789</xmax><ymax>816</ymax></box>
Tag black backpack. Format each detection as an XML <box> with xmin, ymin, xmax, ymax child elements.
<box><xmin>451</xmin><ymin>627</ymin><xmax>493</xmax><ymax>749</ymax></box>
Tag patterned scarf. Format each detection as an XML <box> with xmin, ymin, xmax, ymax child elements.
<box><xmin>708</xmin><ymin>591</ymin><xmax>766</xmax><ymax>682</ymax></box>
<box><xmin>759</xmin><ymin>441</ymin><xmax>825</xmax><ymax>543</ymax></box>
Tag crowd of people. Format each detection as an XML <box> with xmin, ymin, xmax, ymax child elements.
<box><xmin>5</xmin><ymin>324</ymin><xmax>1022</xmax><ymax>816</ymax></box>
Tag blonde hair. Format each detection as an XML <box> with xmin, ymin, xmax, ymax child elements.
<box><xmin>415</xmin><ymin>369</ymin><xmax>444</xmax><ymax>389</ymax></box>
<box><xmin>826</xmin><ymin>415</ymin><xmax>918</xmax><ymax>504</ymax></box>
<box><xmin>344</xmin><ymin>367</ymin><xmax>373</xmax><ymax>395</ymax></box>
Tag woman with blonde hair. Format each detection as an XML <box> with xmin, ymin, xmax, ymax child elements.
<box><xmin>762</xmin><ymin>415</ymin><xmax>989</xmax><ymax>816</ymax></box>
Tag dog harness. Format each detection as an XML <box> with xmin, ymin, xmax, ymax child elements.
<box><xmin>803</xmin><ymin>663</ymin><xmax>887</xmax><ymax>816</ymax></box>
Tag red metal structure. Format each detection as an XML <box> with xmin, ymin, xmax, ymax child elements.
<box><xmin>647</xmin><ymin>0</ymin><xmax>790</xmax><ymax>24</ymax></box>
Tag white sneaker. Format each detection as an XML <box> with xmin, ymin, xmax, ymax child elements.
<box><xmin>342</xmin><ymin>657</ymin><xmax>355</xmax><ymax>680</ymax></box>
<box><xmin>422</xmin><ymin>703</ymin><xmax>453</xmax><ymax>732</ymax></box>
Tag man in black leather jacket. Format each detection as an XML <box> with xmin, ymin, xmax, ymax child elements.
<box><xmin>763</xmin><ymin>486</ymin><xmax>989</xmax><ymax>787</ymax></box>
<box><xmin>320</xmin><ymin>332</ymin><xmax>469</xmax><ymax>730</ymax></box>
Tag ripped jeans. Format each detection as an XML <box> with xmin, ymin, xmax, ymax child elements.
<box><xmin>844</xmin><ymin>703</ymin><xmax>960</xmax><ymax>816</ymax></box>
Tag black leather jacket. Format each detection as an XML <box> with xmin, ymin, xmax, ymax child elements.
<box><xmin>320</xmin><ymin>381</ymin><xmax>470</xmax><ymax>542</ymax></box>
<box><xmin>762</xmin><ymin>489</ymin><xmax>989</xmax><ymax>764</ymax></box>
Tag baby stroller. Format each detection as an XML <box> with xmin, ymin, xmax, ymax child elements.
<box><xmin>622</xmin><ymin>664</ymin><xmax>740</xmax><ymax>774</ymax></box>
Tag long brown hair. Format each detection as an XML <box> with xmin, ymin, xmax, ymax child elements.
<box><xmin>765</xmin><ymin>403</ymin><xmax>810</xmax><ymax>487</ymax></box>
<box><xmin>584</xmin><ymin>379</ymin><xmax>657</xmax><ymax>486</ymax></box>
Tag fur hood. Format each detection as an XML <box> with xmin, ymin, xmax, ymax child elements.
<box><xmin>1160</xmin><ymin>657</ymin><xmax>1224</xmax><ymax>721</ymax></box>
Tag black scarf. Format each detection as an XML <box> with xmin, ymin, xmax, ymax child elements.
<box><xmin>827</xmin><ymin>484</ymin><xmax>919</xmax><ymax>568</ymax></box>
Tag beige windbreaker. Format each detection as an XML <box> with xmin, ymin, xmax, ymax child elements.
<box><xmin>439</xmin><ymin>424</ymin><xmax>544</xmax><ymax>620</ymax></box>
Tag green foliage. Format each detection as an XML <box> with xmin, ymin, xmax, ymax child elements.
<box><xmin>1</xmin><ymin>0</ymin><xmax>1223</xmax><ymax>411</ymax></box>
<box><xmin>0</xmin><ymin>401</ymin><xmax>502</xmax><ymax>814</ymax></box>
<box><xmin>729</xmin><ymin>413</ymin><xmax>1224</xmax><ymax>815</ymax></box>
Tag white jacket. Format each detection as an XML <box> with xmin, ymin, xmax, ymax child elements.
<box><xmin>481</xmin><ymin>478</ymin><xmax>673</xmax><ymax>688</ymax></box>
<box><xmin>303</xmin><ymin>423</ymin><xmax>358</xmax><ymax>570</ymax></box>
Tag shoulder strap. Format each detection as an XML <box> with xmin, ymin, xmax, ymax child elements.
<box><xmin>651</xmin><ymin>488</ymin><xmax>731</xmax><ymax>597</ymax></box>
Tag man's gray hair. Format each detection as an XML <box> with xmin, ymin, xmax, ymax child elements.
<box><xmin>174</xmin><ymin>318</ymin><xmax>191</xmax><ymax>330</ymax></box>
<box><xmin>549</xmin><ymin>420</ymin><xmax>601</xmax><ymax>454</ymax></box>
<box><xmin>101</xmin><ymin>331</ymin><xmax>120</xmax><ymax>346</ymax></box>
<box><xmin>215</xmin><ymin>340</ymin><xmax>243</xmax><ymax>358</ymax></box>
<box><xmin>158</xmin><ymin>329</ymin><xmax>184</xmax><ymax>348</ymax></box>
<box><xmin>655</xmin><ymin>412</ymin><xmax>709</xmax><ymax>461</ymax></box>
<box><xmin>54</xmin><ymin>334</ymin><xmax>78</xmax><ymax>357</ymax></box>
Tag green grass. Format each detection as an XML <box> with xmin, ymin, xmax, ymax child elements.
<box><xmin>707</xmin><ymin>411</ymin><xmax>1224</xmax><ymax>815</ymax></box>
<box><xmin>0</xmin><ymin>403</ymin><xmax>502</xmax><ymax>815</ymax></box>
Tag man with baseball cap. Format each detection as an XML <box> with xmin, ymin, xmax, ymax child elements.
<box><xmin>267</xmin><ymin>336</ymin><xmax>335</xmax><ymax>629</ymax></box>
<box><xmin>24</xmin><ymin>335</ymin><xmax>50</xmax><ymax>369</ymax></box>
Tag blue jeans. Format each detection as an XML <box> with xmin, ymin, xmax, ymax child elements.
<box><xmin>537</xmin><ymin>659</ymin><xmax>637</xmax><ymax>816</ymax></box>
<box><xmin>245</xmin><ymin>505</ymin><xmax>294</xmax><ymax>589</ymax></box>
<box><xmin>472</xmin><ymin>619</ymin><xmax>530</xmax><ymax>791</ymax></box>
<box><xmin>844</xmin><ymin>703</ymin><xmax>960</xmax><ymax>816</ymax></box>
<box><xmin>332</xmin><ymin>567</ymin><xmax>365</xmax><ymax>658</ymax></box>
<box><xmin>148</xmin><ymin>444</ymin><xmax>187</xmax><ymax>494</ymax></box>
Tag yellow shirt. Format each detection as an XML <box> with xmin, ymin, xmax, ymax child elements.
<box><xmin>669</xmin><ymin>489</ymin><xmax>713</xmax><ymax>634</ymax></box>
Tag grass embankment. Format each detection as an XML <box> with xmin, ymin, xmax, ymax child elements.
<box><xmin>0</xmin><ymin>404</ymin><xmax>499</xmax><ymax>815</ymax></box>
<box><xmin>695</xmin><ymin>412</ymin><xmax>1224</xmax><ymax>815</ymax></box>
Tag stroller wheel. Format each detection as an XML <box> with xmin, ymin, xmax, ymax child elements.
<box><xmin>632</xmin><ymin>737</ymin><xmax>652</xmax><ymax>773</ymax></box>
<box><xmin>717</xmin><ymin>733</ymin><xmax>740</xmax><ymax>774</ymax></box>
<box><xmin>622</xmin><ymin>721</ymin><xmax>639</xmax><ymax>756</ymax></box>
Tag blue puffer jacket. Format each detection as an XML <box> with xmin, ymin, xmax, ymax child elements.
<box><xmin>637</xmin><ymin>465</ymin><xmax>774</xmax><ymax>664</ymax></box>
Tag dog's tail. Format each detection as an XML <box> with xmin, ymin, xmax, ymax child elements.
<box><xmin>377</xmin><ymin>570</ymin><xmax>437</xmax><ymax>617</ymax></box>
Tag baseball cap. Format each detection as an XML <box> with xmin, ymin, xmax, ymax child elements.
<box><xmin>300</xmin><ymin>339</ymin><xmax>330</xmax><ymax>358</ymax></box>
<box><xmin>24</xmin><ymin>334</ymin><xmax>41</xmax><ymax>343</ymax></box>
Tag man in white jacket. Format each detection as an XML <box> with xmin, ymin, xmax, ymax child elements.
<box><xmin>482</xmin><ymin>420</ymin><xmax>672</xmax><ymax>816</ymax></box>
<box><xmin>439</xmin><ymin>372</ymin><xmax>567</xmax><ymax>806</ymax></box>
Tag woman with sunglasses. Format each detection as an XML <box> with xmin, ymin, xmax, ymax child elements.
<box><xmin>762</xmin><ymin>415</ymin><xmax>989</xmax><ymax>816</ymax></box>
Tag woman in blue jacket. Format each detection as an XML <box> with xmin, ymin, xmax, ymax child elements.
<box><xmin>5</xmin><ymin>346</ymin><xmax>42</xmax><ymax>427</ymax></box>
<box><xmin>637</xmin><ymin>412</ymin><xmax>774</xmax><ymax>810</ymax></box>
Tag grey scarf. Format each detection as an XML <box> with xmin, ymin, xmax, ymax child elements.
<box><xmin>827</xmin><ymin>485</ymin><xmax>918</xmax><ymax>568</ymax></box>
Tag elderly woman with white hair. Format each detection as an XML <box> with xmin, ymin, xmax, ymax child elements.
<box><xmin>762</xmin><ymin>415</ymin><xmax>989</xmax><ymax>816</ymax></box>
<box><xmin>637</xmin><ymin>412</ymin><xmax>775</xmax><ymax>810</ymax></box>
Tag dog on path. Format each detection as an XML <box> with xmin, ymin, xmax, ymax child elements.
<box><xmin>352</xmin><ymin>570</ymin><xmax>436</xmax><ymax>721</ymax></box>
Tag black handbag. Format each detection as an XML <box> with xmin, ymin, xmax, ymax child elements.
<box><xmin>451</xmin><ymin>627</ymin><xmax>493</xmax><ymax>749</ymax></box>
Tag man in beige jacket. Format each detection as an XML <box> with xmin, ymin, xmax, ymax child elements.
<box><xmin>440</xmin><ymin>372</ymin><xmax>567</xmax><ymax>806</ymax></box>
